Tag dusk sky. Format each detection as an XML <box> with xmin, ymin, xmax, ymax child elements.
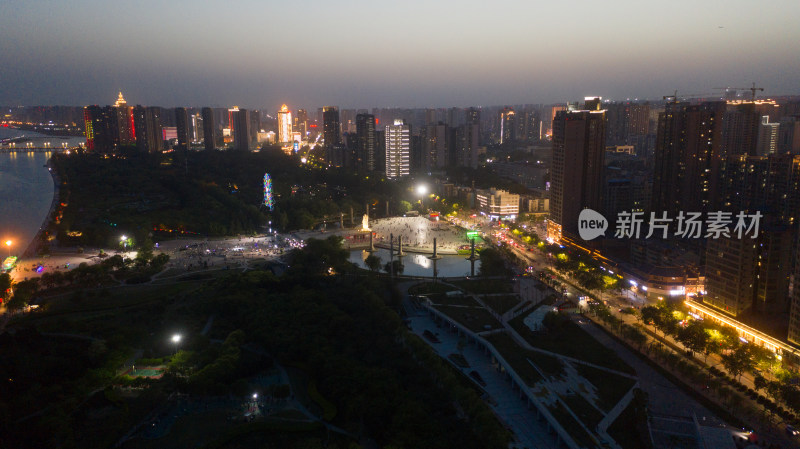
<box><xmin>1</xmin><ymin>0</ymin><xmax>798</xmax><ymax>111</ymax></box>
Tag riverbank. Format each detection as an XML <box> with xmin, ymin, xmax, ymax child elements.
<box><xmin>22</xmin><ymin>157</ymin><xmax>59</xmax><ymax>258</ymax></box>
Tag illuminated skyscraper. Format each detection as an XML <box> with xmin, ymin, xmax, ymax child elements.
<box><xmin>191</xmin><ymin>113</ymin><xmax>203</xmax><ymax>143</ymax></box>
<box><xmin>322</xmin><ymin>106</ymin><xmax>341</xmax><ymax>147</ymax></box>
<box><xmin>547</xmin><ymin>98</ymin><xmax>606</xmax><ymax>243</ymax></box>
<box><xmin>385</xmin><ymin>119</ymin><xmax>410</xmax><ymax>179</ymax></box>
<box><xmin>706</xmin><ymin>154</ymin><xmax>800</xmax><ymax>318</ymax></box>
<box><xmin>84</xmin><ymin>105</ymin><xmax>114</xmax><ymax>153</ymax></box>
<box><xmin>295</xmin><ymin>108</ymin><xmax>308</xmax><ymax>137</ymax></box>
<box><xmin>499</xmin><ymin>107</ymin><xmax>515</xmax><ymax>144</ymax></box>
<box><xmin>356</xmin><ymin>113</ymin><xmax>376</xmax><ymax>172</ymax></box>
<box><xmin>113</xmin><ymin>92</ymin><xmax>134</xmax><ymax>147</ymax></box>
<box><xmin>756</xmin><ymin>116</ymin><xmax>779</xmax><ymax>156</ymax></box>
<box><xmin>278</xmin><ymin>104</ymin><xmax>292</xmax><ymax>144</ymax></box>
<box><xmin>651</xmin><ymin>101</ymin><xmax>725</xmax><ymax>218</ymax></box>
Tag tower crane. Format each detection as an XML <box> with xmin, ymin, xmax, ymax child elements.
<box><xmin>713</xmin><ymin>82</ymin><xmax>764</xmax><ymax>100</ymax></box>
<box><xmin>662</xmin><ymin>90</ymin><xmax>718</xmax><ymax>102</ymax></box>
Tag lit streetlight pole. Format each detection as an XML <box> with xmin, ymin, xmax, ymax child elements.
<box><xmin>4</xmin><ymin>240</ymin><xmax>11</xmax><ymax>259</ymax></box>
<box><xmin>416</xmin><ymin>184</ymin><xmax>427</xmax><ymax>211</ymax></box>
<box><xmin>171</xmin><ymin>333</ymin><xmax>181</xmax><ymax>354</ymax></box>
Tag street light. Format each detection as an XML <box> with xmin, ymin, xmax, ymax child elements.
<box><xmin>4</xmin><ymin>240</ymin><xmax>11</xmax><ymax>258</ymax></box>
<box><xmin>416</xmin><ymin>184</ymin><xmax>427</xmax><ymax>196</ymax></box>
<box><xmin>120</xmin><ymin>235</ymin><xmax>128</xmax><ymax>251</ymax></box>
<box><xmin>171</xmin><ymin>334</ymin><xmax>181</xmax><ymax>354</ymax></box>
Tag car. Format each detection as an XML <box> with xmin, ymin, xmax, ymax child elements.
<box><xmin>787</xmin><ymin>425</ymin><xmax>799</xmax><ymax>436</ymax></box>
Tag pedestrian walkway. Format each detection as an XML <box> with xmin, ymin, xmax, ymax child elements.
<box><xmin>576</xmin><ymin>320</ymin><xmax>726</xmax><ymax>426</ymax></box>
<box><xmin>408</xmin><ymin>312</ymin><xmax>560</xmax><ymax>449</ymax></box>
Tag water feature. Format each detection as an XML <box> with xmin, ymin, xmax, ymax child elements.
<box><xmin>349</xmin><ymin>247</ymin><xmax>480</xmax><ymax>278</ymax></box>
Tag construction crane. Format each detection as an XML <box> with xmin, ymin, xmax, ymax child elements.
<box><xmin>713</xmin><ymin>82</ymin><xmax>764</xmax><ymax>100</ymax></box>
<box><xmin>663</xmin><ymin>90</ymin><xmax>718</xmax><ymax>102</ymax></box>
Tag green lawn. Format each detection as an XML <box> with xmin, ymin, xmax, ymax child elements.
<box><xmin>426</xmin><ymin>293</ymin><xmax>481</xmax><ymax>307</ymax></box>
<box><xmin>575</xmin><ymin>364</ymin><xmax>636</xmax><ymax>413</ymax></box>
<box><xmin>547</xmin><ymin>402</ymin><xmax>598</xmax><ymax>448</ymax></box>
<box><xmin>451</xmin><ymin>279</ymin><xmax>514</xmax><ymax>294</ymax></box>
<box><xmin>485</xmin><ymin>332</ymin><xmax>564</xmax><ymax>387</ymax></box>
<box><xmin>607</xmin><ymin>394</ymin><xmax>651</xmax><ymax>449</ymax></box>
<box><xmin>509</xmin><ymin>316</ymin><xmax>635</xmax><ymax>375</ymax></box>
<box><xmin>410</xmin><ymin>282</ymin><xmax>460</xmax><ymax>295</ymax></box>
<box><xmin>481</xmin><ymin>294</ymin><xmax>521</xmax><ymax>315</ymax></box>
<box><xmin>561</xmin><ymin>393</ymin><xmax>604</xmax><ymax>431</ymax></box>
<box><xmin>434</xmin><ymin>305</ymin><xmax>502</xmax><ymax>333</ymax></box>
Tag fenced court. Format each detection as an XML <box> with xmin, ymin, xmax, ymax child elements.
<box><xmin>128</xmin><ymin>365</ymin><xmax>166</xmax><ymax>378</ymax></box>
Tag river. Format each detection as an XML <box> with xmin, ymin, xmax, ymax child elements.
<box><xmin>0</xmin><ymin>128</ymin><xmax>71</xmax><ymax>258</ymax></box>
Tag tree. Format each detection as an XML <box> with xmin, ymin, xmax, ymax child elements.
<box><xmin>754</xmin><ymin>374</ymin><xmax>768</xmax><ymax>393</ymax></box>
<box><xmin>677</xmin><ymin>320</ymin><xmax>709</xmax><ymax>356</ymax></box>
<box><xmin>398</xmin><ymin>200</ymin><xmax>412</xmax><ymax>214</ymax></box>
<box><xmin>478</xmin><ymin>248</ymin><xmax>510</xmax><ymax>277</ymax></box>
<box><xmin>718</xmin><ymin>325</ymin><xmax>740</xmax><ymax>351</ymax></box>
<box><xmin>135</xmin><ymin>236</ymin><xmax>154</xmax><ymax>266</ymax></box>
<box><xmin>721</xmin><ymin>345</ymin><xmax>753</xmax><ymax>382</ymax></box>
<box><xmin>640</xmin><ymin>306</ymin><xmax>660</xmax><ymax>330</ymax></box>
<box><xmin>384</xmin><ymin>260</ymin><xmax>404</xmax><ymax>275</ymax></box>
<box><xmin>0</xmin><ymin>273</ymin><xmax>10</xmax><ymax>300</ymax></box>
<box><xmin>365</xmin><ymin>254</ymin><xmax>382</xmax><ymax>272</ymax></box>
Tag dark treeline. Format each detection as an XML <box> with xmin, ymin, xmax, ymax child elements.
<box><xmin>0</xmin><ymin>237</ymin><xmax>510</xmax><ymax>448</ymax></box>
<box><xmin>50</xmin><ymin>149</ymin><xmax>405</xmax><ymax>248</ymax></box>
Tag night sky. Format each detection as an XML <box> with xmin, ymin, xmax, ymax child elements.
<box><xmin>1</xmin><ymin>0</ymin><xmax>798</xmax><ymax>110</ymax></box>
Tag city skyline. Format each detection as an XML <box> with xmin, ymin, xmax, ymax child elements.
<box><xmin>1</xmin><ymin>0</ymin><xmax>799</xmax><ymax>108</ymax></box>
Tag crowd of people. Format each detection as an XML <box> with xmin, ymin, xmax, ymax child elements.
<box><xmin>371</xmin><ymin>216</ymin><xmax>469</xmax><ymax>254</ymax></box>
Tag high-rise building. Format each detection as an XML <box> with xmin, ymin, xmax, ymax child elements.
<box><xmin>721</xmin><ymin>101</ymin><xmax>779</xmax><ymax>157</ymax></box>
<box><xmin>322</xmin><ymin>106</ymin><xmax>341</xmax><ymax>148</ymax></box>
<box><xmin>201</xmin><ymin>107</ymin><xmax>216</xmax><ymax>151</ymax></box>
<box><xmin>84</xmin><ymin>105</ymin><xmax>115</xmax><ymax>153</ymax></box>
<box><xmin>466</xmin><ymin>107</ymin><xmax>481</xmax><ymax>127</ymax></box>
<box><xmin>249</xmin><ymin>110</ymin><xmax>261</xmax><ymax>144</ymax></box>
<box><xmin>705</xmin><ymin>154</ymin><xmax>800</xmax><ymax>319</ymax></box>
<box><xmin>651</xmin><ymin>101</ymin><xmax>725</xmax><ymax>218</ymax></box>
<box><xmin>175</xmin><ymin>107</ymin><xmax>190</xmax><ymax>151</ymax></box>
<box><xmin>191</xmin><ymin>113</ymin><xmax>203</xmax><ymax>143</ymax></box>
<box><xmin>355</xmin><ymin>113</ymin><xmax>376</xmax><ymax>172</ymax></box>
<box><xmin>499</xmin><ymin>107</ymin><xmax>515</xmax><ymax>144</ymax></box>
<box><xmin>295</xmin><ymin>109</ymin><xmax>308</xmax><ymax>137</ymax></box>
<box><xmin>422</xmin><ymin>123</ymin><xmax>450</xmax><ymax>170</ymax></box>
<box><xmin>476</xmin><ymin>188</ymin><xmax>520</xmax><ymax>219</ymax></box>
<box><xmin>375</xmin><ymin>129</ymin><xmax>386</xmax><ymax>175</ymax></box>
<box><xmin>606</xmin><ymin>102</ymin><xmax>650</xmax><ymax>145</ymax></box>
<box><xmin>229</xmin><ymin>107</ymin><xmax>251</xmax><ymax>151</ymax></box>
<box><xmin>756</xmin><ymin>116</ymin><xmax>779</xmax><ymax>156</ymax></box>
<box><xmin>133</xmin><ymin>105</ymin><xmax>163</xmax><ymax>153</ymax></box>
<box><xmin>779</xmin><ymin>116</ymin><xmax>800</xmax><ymax>154</ymax></box>
<box><xmin>113</xmin><ymin>92</ymin><xmax>134</xmax><ymax>147</ymax></box>
<box><xmin>455</xmin><ymin>122</ymin><xmax>480</xmax><ymax>168</ymax></box>
<box><xmin>547</xmin><ymin>98</ymin><xmax>606</xmax><ymax>243</ymax></box>
<box><xmin>278</xmin><ymin>104</ymin><xmax>292</xmax><ymax>144</ymax></box>
<box><xmin>385</xmin><ymin>119</ymin><xmax>410</xmax><ymax>179</ymax></box>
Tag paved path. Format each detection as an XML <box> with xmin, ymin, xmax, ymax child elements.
<box><xmin>399</xmin><ymin>280</ymin><xmax>559</xmax><ymax>449</ymax></box>
<box><xmin>407</xmin><ymin>313</ymin><xmax>559</xmax><ymax>449</ymax></box>
<box><xmin>576</xmin><ymin>319</ymin><xmax>726</xmax><ymax>427</ymax></box>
